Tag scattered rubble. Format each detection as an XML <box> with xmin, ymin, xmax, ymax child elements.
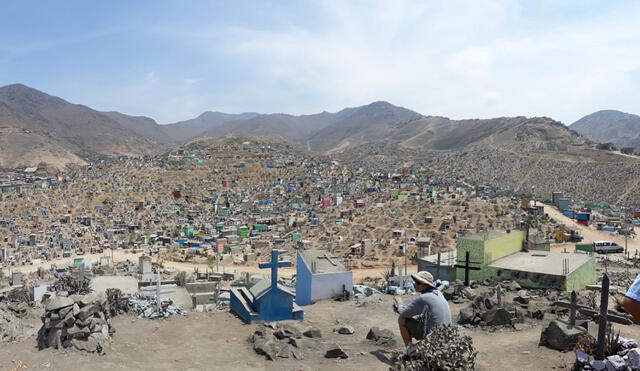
<box><xmin>127</xmin><ymin>294</ymin><xmax>184</xmax><ymax>319</ymax></box>
<box><xmin>458</xmin><ymin>287</ymin><xmax>522</xmax><ymax>328</ymax></box>
<box><xmin>250</xmin><ymin>322</ymin><xmax>306</xmax><ymax>360</ymax></box>
<box><xmin>574</xmin><ymin>335</ymin><xmax>640</xmax><ymax>370</ymax></box>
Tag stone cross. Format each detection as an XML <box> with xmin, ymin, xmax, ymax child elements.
<box><xmin>259</xmin><ymin>249</ymin><xmax>291</xmax><ymax>289</ymax></box>
<box><xmin>454</xmin><ymin>251</ymin><xmax>482</xmax><ymax>286</ymax></box>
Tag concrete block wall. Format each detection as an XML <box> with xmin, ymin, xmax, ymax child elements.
<box><xmin>565</xmin><ymin>257</ymin><xmax>596</xmax><ymax>292</ymax></box>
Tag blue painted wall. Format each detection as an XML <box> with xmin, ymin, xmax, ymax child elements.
<box><xmin>230</xmin><ymin>288</ymin><xmax>255</xmax><ymax>323</ymax></box>
<box><xmin>296</xmin><ymin>251</ymin><xmax>313</xmax><ymax>306</ymax></box>
<box><xmin>254</xmin><ymin>288</ymin><xmax>294</xmax><ymax>321</ymax></box>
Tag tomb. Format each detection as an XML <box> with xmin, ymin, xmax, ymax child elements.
<box><xmin>138</xmin><ymin>255</ymin><xmax>152</xmax><ymax>275</ymax></box>
<box><xmin>295</xmin><ymin>249</ymin><xmax>353</xmax><ymax>306</ymax></box>
<box><xmin>417</xmin><ymin>250</ymin><xmax>457</xmax><ymax>282</ymax></box>
<box><xmin>230</xmin><ymin>249</ymin><xmax>303</xmax><ymax>323</ymax></box>
<box><xmin>455</xmin><ymin>230</ymin><xmax>596</xmax><ymax>291</ymax></box>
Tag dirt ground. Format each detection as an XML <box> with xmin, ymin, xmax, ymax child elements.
<box><xmin>5</xmin><ymin>292</ymin><xmax>640</xmax><ymax>371</ymax></box>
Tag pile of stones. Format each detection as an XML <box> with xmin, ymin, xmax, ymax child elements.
<box><xmin>36</xmin><ymin>292</ymin><xmax>115</xmax><ymax>354</ymax></box>
<box><xmin>458</xmin><ymin>288</ymin><xmax>523</xmax><ymax>328</ymax></box>
<box><xmin>574</xmin><ymin>337</ymin><xmax>640</xmax><ymax>370</ymax></box>
<box><xmin>442</xmin><ymin>279</ymin><xmax>521</xmax><ymax>303</ymax></box>
<box><xmin>127</xmin><ymin>294</ymin><xmax>184</xmax><ymax>319</ymax></box>
<box><xmin>392</xmin><ymin>325</ymin><xmax>477</xmax><ymax>371</ymax></box>
<box><xmin>249</xmin><ymin>322</ymin><xmax>348</xmax><ymax>360</ymax></box>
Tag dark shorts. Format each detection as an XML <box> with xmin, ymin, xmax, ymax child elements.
<box><xmin>405</xmin><ymin>317</ymin><xmax>425</xmax><ymax>340</ymax></box>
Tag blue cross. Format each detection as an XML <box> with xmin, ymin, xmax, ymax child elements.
<box><xmin>259</xmin><ymin>249</ymin><xmax>292</xmax><ymax>289</ymax></box>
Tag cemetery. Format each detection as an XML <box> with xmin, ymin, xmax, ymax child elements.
<box><xmin>1</xmin><ymin>137</ymin><xmax>640</xmax><ymax>370</ymax></box>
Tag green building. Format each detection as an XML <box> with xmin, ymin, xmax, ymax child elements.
<box><xmin>455</xmin><ymin>230</ymin><xmax>595</xmax><ymax>291</ymax></box>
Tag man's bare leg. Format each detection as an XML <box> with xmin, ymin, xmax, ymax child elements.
<box><xmin>397</xmin><ymin>316</ymin><xmax>412</xmax><ymax>346</ymax></box>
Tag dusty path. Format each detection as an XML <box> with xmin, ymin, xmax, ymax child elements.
<box><xmin>516</xmin><ymin>155</ymin><xmax>542</xmax><ymax>192</ymax></box>
<box><xmin>617</xmin><ymin>175</ymin><xmax>640</xmax><ymax>205</ymax></box>
<box><xmin>542</xmin><ymin>202</ymin><xmax>640</xmax><ymax>252</ymax></box>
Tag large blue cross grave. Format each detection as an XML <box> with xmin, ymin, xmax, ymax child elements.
<box><xmin>230</xmin><ymin>249</ymin><xmax>303</xmax><ymax>323</ymax></box>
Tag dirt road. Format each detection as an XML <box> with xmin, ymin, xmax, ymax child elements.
<box><xmin>543</xmin><ymin>202</ymin><xmax>640</xmax><ymax>252</ymax></box>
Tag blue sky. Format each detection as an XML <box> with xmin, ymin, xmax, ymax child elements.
<box><xmin>1</xmin><ymin>0</ymin><xmax>639</xmax><ymax>124</ymax></box>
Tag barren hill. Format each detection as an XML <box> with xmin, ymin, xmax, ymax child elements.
<box><xmin>161</xmin><ymin>111</ymin><xmax>260</xmax><ymax>144</ymax></box>
<box><xmin>0</xmin><ymin>84</ymin><xmax>167</xmax><ymax>170</ymax></box>
<box><xmin>571</xmin><ymin>110</ymin><xmax>640</xmax><ymax>151</ymax></box>
<box><xmin>335</xmin><ymin>116</ymin><xmax>640</xmax><ymax>208</ymax></box>
<box><xmin>305</xmin><ymin>101</ymin><xmax>423</xmax><ymax>152</ymax></box>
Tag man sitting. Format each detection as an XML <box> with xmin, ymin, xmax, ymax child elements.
<box><xmin>396</xmin><ymin>271</ymin><xmax>452</xmax><ymax>346</ymax></box>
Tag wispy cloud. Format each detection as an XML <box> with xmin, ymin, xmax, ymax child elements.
<box><xmin>214</xmin><ymin>0</ymin><xmax>640</xmax><ymax>123</ymax></box>
<box><xmin>0</xmin><ymin>27</ymin><xmax>128</xmax><ymax>62</ymax></box>
<box><xmin>3</xmin><ymin>1</ymin><xmax>639</xmax><ymax>124</ymax></box>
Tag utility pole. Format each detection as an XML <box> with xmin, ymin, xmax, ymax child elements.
<box><xmin>625</xmin><ymin>221</ymin><xmax>629</xmax><ymax>255</ymax></box>
<box><xmin>404</xmin><ymin>231</ymin><xmax>408</xmax><ymax>277</ymax></box>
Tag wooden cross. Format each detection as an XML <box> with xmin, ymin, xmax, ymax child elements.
<box><xmin>554</xmin><ymin>275</ymin><xmax>633</xmax><ymax>360</ymax></box>
<box><xmin>432</xmin><ymin>252</ymin><xmax>442</xmax><ymax>280</ymax></box>
<box><xmin>551</xmin><ymin>275</ymin><xmax>633</xmax><ymax>338</ymax></box>
<box><xmin>552</xmin><ymin>291</ymin><xmax>590</xmax><ymax>327</ymax></box>
<box><xmin>454</xmin><ymin>251</ymin><xmax>482</xmax><ymax>286</ymax></box>
<box><xmin>592</xmin><ymin>275</ymin><xmax>634</xmax><ymax>360</ymax></box>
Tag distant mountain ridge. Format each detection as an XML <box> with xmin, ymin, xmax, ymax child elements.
<box><xmin>0</xmin><ymin>84</ymin><xmax>168</xmax><ymax>170</ymax></box>
<box><xmin>162</xmin><ymin>111</ymin><xmax>260</xmax><ymax>144</ymax></box>
<box><xmin>571</xmin><ymin>110</ymin><xmax>640</xmax><ymax>151</ymax></box>
<box><xmin>0</xmin><ymin>83</ymin><xmax>604</xmax><ymax>171</ymax></box>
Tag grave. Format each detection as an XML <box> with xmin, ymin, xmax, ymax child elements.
<box><xmin>456</xmin><ymin>230</ymin><xmax>596</xmax><ymax>290</ymax></box>
<box><xmin>138</xmin><ymin>255</ymin><xmax>152</xmax><ymax>276</ymax></box>
<box><xmin>10</xmin><ymin>271</ymin><xmax>23</xmax><ymax>286</ymax></box>
<box><xmin>185</xmin><ymin>281</ymin><xmax>218</xmax><ymax>307</ymax></box>
<box><xmin>230</xmin><ymin>249</ymin><xmax>303</xmax><ymax>323</ymax></box>
<box><xmin>417</xmin><ymin>251</ymin><xmax>457</xmax><ymax>282</ymax></box>
<box><xmin>295</xmin><ymin>249</ymin><xmax>353</xmax><ymax>306</ymax></box>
